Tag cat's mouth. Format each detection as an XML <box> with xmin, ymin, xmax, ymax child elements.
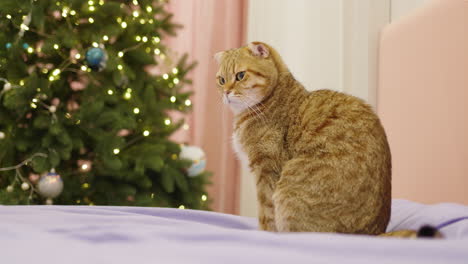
<box><xmin>223</xmin><ymin>94</ymin><xmax>242</xmax><ymax>105</ymax></box>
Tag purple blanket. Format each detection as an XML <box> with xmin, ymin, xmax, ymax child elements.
<box><xmin>1</xmin><ymin>199</ymin><xmax>467</xmax><ymax>264</ymax></box>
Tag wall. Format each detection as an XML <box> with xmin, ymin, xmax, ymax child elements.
<box><xmin>391</xmin><ymin>0</ymin><xmax>431</xmax><ymax>20</ymax></box>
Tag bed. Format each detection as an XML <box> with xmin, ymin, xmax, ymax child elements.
<box><xmin>1</xmin><ymin>199</ymin><xmax>468</xmax><ymax>264</ymax></box>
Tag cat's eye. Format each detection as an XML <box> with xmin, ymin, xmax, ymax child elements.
<box><xmin>218</xmin><ymin>77</ymin><xmax>226</xmax><ymax>85</ymax></box>
<box><xmin>236</xmin><ymin>71</ymin><xmax>246</xmax><ymax>81</ymax></box>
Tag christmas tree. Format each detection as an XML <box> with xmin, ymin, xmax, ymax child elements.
<box><xmin>0</xmin><ymin>0</ymin><xmax>210</xmax><ymax>209</ymax></box>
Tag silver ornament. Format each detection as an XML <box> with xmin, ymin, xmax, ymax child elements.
<box><xmin>3</xmin><ymin>82</ymin><xmax>11</xmax><ymax>91</ymax></box>
<box><xmin>180</xmin><ymin>145</ymin><xmax>206</xmax><ymax>177</ymax></box>
<box><xmin>21</xmin><ymin>182</ymin><xmax>30</xmax><ymax>191</ymax></box>
<box><xmin>37</xmin><ymin>172</ymin><xmax>63</xmax><ymax>198</ymax></box>
<box><xmin>49</xmin><ymin>105</ymin><xmax>57</xmax><ymax>113</ymax></box>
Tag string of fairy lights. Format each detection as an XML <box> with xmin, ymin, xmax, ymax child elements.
<box><xmin>0</xmin><ymin>0</ymin><xmax>206</xmax><ymax>207</ymax></box>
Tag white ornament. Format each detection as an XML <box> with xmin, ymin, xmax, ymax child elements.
<box><xmin>21</xmin><ymin>182</ymin><xmax>30</xmax><ymax>191</ymax></box>
<box><xmin>37</xmin><ymin>172</ymin><xmax>63</xmax><ymax>198</ymax></box>
<box><xmin>0</xmin><ymin>131</ymin><xmax>5</xmax><ymax>139</ymax></box>
<box><xmin>49</xmin><ymin>105</ymin><xmax>57</xmax><ymax>113</ymax></box>
<box><xmin>45</xmin><ymin>198</ymin><xmax>53</xmax><ymax>205</ymax></box>
<box><xmin>180</xmin><ymin>145</ymin><xmax>206</xmax><ymax>177</ymax></box>
<box><xmin>3</xmin><ymin>82</ymin><xmax>11</xmax><ymax>91</ymax></box>
<box><xmin>6</xmin><ymin>185</ymin><xmax>13</xmax><ymax>192</ymax></box>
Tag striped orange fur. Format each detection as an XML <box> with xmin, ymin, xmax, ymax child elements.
<box><xmin>215</xmin><ymin>42</ymin><xmax>391</xmax><ymax>235</ymax></box>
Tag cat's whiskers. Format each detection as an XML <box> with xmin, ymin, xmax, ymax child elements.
<box><xmin>239</xmin><ymin>94</ymin><xmax>268</xmax><ymax>125</ymax></box>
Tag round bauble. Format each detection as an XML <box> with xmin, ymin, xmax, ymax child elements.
<box><xmin>180</xmin><ymin>145</ymin><xmax>206</xmax><ymax>177</ymax></box>
<box><xmin>37</xmin><ymin>172</ymin><xmax>64</xmax><ymax>198</ymax></box>
<box><xmin>21</xmin><ymin>182</ymin><xmax>30</xmax><ymax>191</ymax></box>
<box><xmin>85</xmin><ymin>47</ymin><xmax>108</xmax><ymax>71</ymax></box>
<box><xmin>45</xmin><ymin>198</ymin><xmax>53</xmax><ymax>205</ymax></box>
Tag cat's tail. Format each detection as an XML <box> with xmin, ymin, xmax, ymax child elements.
<box><xmin>379</xmin><ymin>225</ymin><xmax>443</xmax><ymax>238</ymax></box>
<box><xmin>380</xmin><ymin>216</ymin><xmax>468</xmax><ymax>238</ymax></box>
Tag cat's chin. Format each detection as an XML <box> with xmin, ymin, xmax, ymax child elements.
<box><xmin>226</xmin><ymin>101</ymin><xmax>249</xmax><ymax>115</ymax></box>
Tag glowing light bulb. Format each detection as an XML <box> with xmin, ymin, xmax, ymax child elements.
<box><xmin>139</xmin><ymin>19</ymin><xmax>146</xmax><ymax>24</ymax></box>
<box><xmin>164</xmin><ymin>119</ymin><xmax>171</xmax><ymax>125</ymax></box>
<box><xmin>173</xmin><ymin>78</ymin><xmax>179</xmax><ymax>84</ymax></box>
<box><xmin>99</xmin><ymin>0</ymin><xmax>104</xmax><ymax>5</ymax></box>
<box><xmin>6</xmin><ymin>14</ymin><xmax>12</xmax><ymax>19</ymax></box>
<box><xmin>107</xmin><ymin>90</ymin><xmax>113</xmax><ymax>95</ymax></box>
<box><xmin>124</xmin><ymin>93</ymin><xmax>131</xmax><ymax>100</ymax></box>
<box><xmin>172</xmin><ymin>68</ymin><xmax>178</xmax><ymax>74</ymax></box>
<box><xmin>143</xmin><ymin>130</ymin><xmax>150</xmax><ymax>136</ymax></box>
<box><xmin>81</xmin><ymin>65</ymin><xmax>88</xmax><ymax>71</ymax></box>
<box><xmin>75</xmin><ymin>53</ymin><xmax>81</xmax><ymax>59</ymax></box>
<box><xmin>148</xmin><ymin>19</ymin><xmax>154</xmax><ymax>24</ymax></box>
<box><xmin>178</xmin><ymin>205</ymin><xmax>185</xmax><ymax>209</ymax></box>
<box><xmin>20</xmin><ymin>24</ymin><xmax>29</xmax><ymax>31</ymax></box>
<box><xmin>146</xmin><ymin>6</ymin><xmax>152</xmax><ymax>12</ymax></box>
<box><xmin>103</xmin><ymin>35</ymin><xmax>109</xmax><ymax>41</ymax></box>
<box><xmin>88</xmin><ymin>0</ymin><xmax>94</xmax><ymax>5</ymax></box>
<box><xmin>52</xmin><ymin>69</ymin><xmax>61</xmax><ymax>76</ymax></box>
<box><xmin>135</xmin><ymin>36</ymin><xmax>141</xmax><ymax>42</ymax></box>
<box><xmin>53</xmin><ymin>44</ymin><xmax>59</xmax><ymax>50</ymax></box>
<box><xmin>81</xmin><ymin>164</ymin><xmax>88</xmax><ymax>170</ymax></box>
<box><xmin>170</xmin><ymin>96</ymin><xmax>176</xmax><ymax>103</ymax></box>
<box><xmin>185</xmin><ymin>99</ymin><xmax>192</xmax><ymax>106</ymax></box>
<box><xmin>142</xmin><ymin>36</ymin><xmax>148</xmax><ymax>42</ymax></box>
<box><xmin>133</xmin><ymin>108</ymin><xmax>140</xmax><ymax>114</ymax></box>
<box><xmin>201</xmin><ymin>195</ymin><xmax>207</xmax><ymax>201</ymax></box>
<box><xmin>27</xmin><ymin>47</ymin><xmax>34</xmax><ymax>53</ymax></box>
<box><xmin>154</xmin><ymin>48</ymin><xmax>161</xmax><ymax>55</ymax></box>
<box><xmin>70</xmin><ymin>10</ymin><xmax>76</xmax><ymax>15</ymax></box>
<box><xmin>133</xmin><ymin>0</ymin><xmax>138</xmax><ymax>5</ymax></box>
<box><xmin>183</xmin><ymin>124</ymin><xmax>189</xmax><ymax>130</ymax></box>
<box><xmin>88</xmin><ymin>17</ymin><xmax>94</xmax><ymax>23</ymax></box>
<box><xmin>162</xmin><ymin>74</ymin><xmax>169</xmax><ymax>80</ymax></box>
<box><xmin>113</xmin><ymin>148</ymin><xmax>120</xmax><ymax>154</ymax></box>
<box><xmin>121</xmin><ymin>22</ymin><xmax>127</xmax><ymax>28</ymax></box>
<box><xmin>118</xmin><ymin>51</ymin><xmax>124</xmax><ymax>57</ymax></box>
<box><xmin>92</xmin><ymin>42</ymin><xmax>99</xmax><ymax>47</ymax></box>
<box><xmin>153</xmin><ymin>37</ymin><xmax>160</xmax><ymax>43</ymax></box>
<box><xmin>117</xmin><ymin>64</ymin><xmax>123</xmax><ymax>70</ymax></box>
<box><xmin>30</xmin><ymin>102</ymin><xmax>37</xmax><ymax>108</ymax></box>
<box><xmin>132</xmin><ymin>11</ymin><xmax>139</xmax><ymax>17</ymax></box>
<box><xmin>89</xmin><ymin>6</ymin><xmax>95</xmax><ymax>11</ymax></box>
<box><xmin>116</xmin><ymin>17</ymin><xmax>122</xmax><ymax>23</ymax></box>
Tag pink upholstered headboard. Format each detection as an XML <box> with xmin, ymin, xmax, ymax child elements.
<box><xmin>378</xmin><ymin>0</ymin><xmax>468</xmax><ymax>205</ymax></box>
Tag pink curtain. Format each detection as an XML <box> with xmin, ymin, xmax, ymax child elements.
<box><xmin>166</xmin><ymin>0</ymin><xmax>247</xmax><ymax>214</ymax></box>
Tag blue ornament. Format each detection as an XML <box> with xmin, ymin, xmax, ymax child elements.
<box><xmin>85</xmin><ymin>47</ymin><xmax>108</xmax><ymax>71</ymax></box>
<box><xmin>22</xmin><ymin>43</ymin><xmax>29</xmax><ymax>49</ymax></box>
<box><xmin>5</xmin><ymin>43</ymin><xmax>12</xmax><ymax>49</ymax></box>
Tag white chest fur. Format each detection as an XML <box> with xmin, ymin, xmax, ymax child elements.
<box><xmin>232</xmin><ymin>131</ymin><xmax>249</xmax><ymax>167</ymax></box>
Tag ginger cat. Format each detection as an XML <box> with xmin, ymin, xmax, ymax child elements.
<box><xmin>215</xmin><ymin>42</ymin><xmax>392</xmax><ymax>235</ymax></box>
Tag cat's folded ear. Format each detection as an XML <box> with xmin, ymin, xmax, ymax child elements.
<box><xmin>248</xmin><ymin>42</ymin><xmax>269</xmax><ymax>58</ymax></box>
<box><xmin>213</xmin><ymin>51</ymin><xmax>224</xmax><ymax>64</ymax></box>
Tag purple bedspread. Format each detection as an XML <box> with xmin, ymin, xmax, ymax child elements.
<box><xmin>1</xmin><ymin>199</ymin><xmax>467</xmax><ymax>264</ymax></box>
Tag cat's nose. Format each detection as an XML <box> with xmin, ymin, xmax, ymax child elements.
<box><xmin>225</xmin><ymin>90</ymin><xmax>232</xmax><ymax>96</ymax></box>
